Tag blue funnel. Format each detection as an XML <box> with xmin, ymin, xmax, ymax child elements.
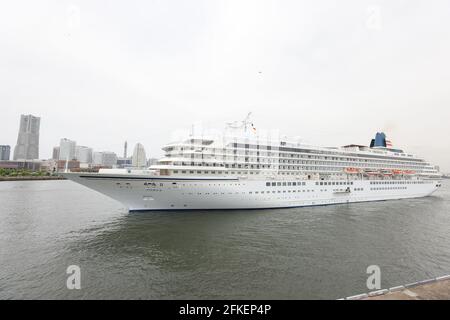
<box><xmin>371</xmin><ymin>132</ymin><xmax>386</xmax><ymax>148</ymax></box>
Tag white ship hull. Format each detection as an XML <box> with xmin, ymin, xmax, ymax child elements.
<box><xmin>64</xmin><ymin>173</ymin><xmax>440</xmax><ymax>211</ymax></box>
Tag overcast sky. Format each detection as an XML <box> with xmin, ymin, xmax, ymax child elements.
<box><xmin>1</xmin><ymin>0</ymin><xmax>449</xmax><ymax>171</ymax></box>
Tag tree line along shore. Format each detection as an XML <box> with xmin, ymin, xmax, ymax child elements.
<box><xmin>0</xmin><ymin>168</ymin><xmax>66</xmax><ymax>181</ymax></box>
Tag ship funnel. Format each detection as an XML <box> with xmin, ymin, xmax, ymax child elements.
<box><xmin>370</xmin><ymin>132</ymin><xmax>387</xmax><ymax>148</ymax></box>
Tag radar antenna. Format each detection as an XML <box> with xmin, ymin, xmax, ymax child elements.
<box><xmin>226</xmin><ymin>112</ymin><xmax>253</xmax><ymax>132</ymax></box>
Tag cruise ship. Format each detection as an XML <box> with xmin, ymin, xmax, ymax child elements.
<box><xmin>64</xmin><ymin>117</ymin><xmax>442</xmax><ymax>211</ymax></box>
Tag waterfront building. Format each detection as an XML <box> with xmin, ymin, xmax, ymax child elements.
<box><xmin>117</xmin><ymin>157</ymin><xmax>132</xmax><ymax>168</ymax></box>
<box><xmin>102</xmin><ymin>152</ymin><xmax>118</xmax><ymax>167</ymax></box>
<box><xmin>0</xmin><ymin>160</ymin><xmax>42</xmax><ymax>171</ymax></box>
<box><xmin>40</xmin><ymin>160</ymin><xmax>58</xmax><ymax>173</ymax></box>
<box><xmin>59</xmin><ymin>138</ymin><xmax>77</xmax><ymax>161</ymax></box>
<box><xmin>93</xmin><ymin>152</ymin><xmax>103</xmax><ymax>166</ymax></box>
<box><xmin>52</xmin><ymin>147</ymin><xmax>60</xmax><ymax>160</ymax></box>
<box><xmin>93</xmin><ymin>151</ymin><xmax>117</xmax><ymax>167</ymax></box>
<box><xmin>0</xmin><ymin>145</ymin><xmax>11</xmax><ymax>161</ymax></box>
<box><xmin>75</xmin><ymin>146</ymin><xmax>93</xmax><ymax>164</ymax></box>
<box><xmin>132</xmin><ymin>143</ymin><xmax>147</xmax><ymax>168</ymax></box>
<box><xmin>13</xmin><ymin>114</ymin><xmax>40</xmax><ymax>160</ymax></box>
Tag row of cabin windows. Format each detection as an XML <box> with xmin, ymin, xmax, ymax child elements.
<box><xmin>173</xmin><ymin>170</ymin><xmax>311</xmax><ymax>175</ymax></box>
<box><xmin>250</xmin><ymin>190</ymin><xmax>315</xmax><ymax>194</ymax></box>
<box><xmin>316</xmin><ymin>181</ymin><xmax>354</xmax><ymax>186</ymax></box>
<box><xmin>370</xmin><ymin>180</ymin><xmax>426</xmax><ymax>185</ymax></box>
<box><xmin>170</xmin><ymin>165</ymin><xmax>427</xmax><ymax>175</ymax></box>
<box><xmin>263</xmin><ymin>181</ymin><xmax>355</xmax><ymax>187</ymax></box>
<box><xmin>371</xmin><ymin>187</ymin><xmax>407</xmax><ymax>191</ymax></box>
<box><xmin>167</xmin><ymin>149</ymin><xmax>427</xmax><ymax>167</ymax></box>
<box><xmin>265</xmin><ymin>181</ymin><xmax>307</xmax><ymax>187</ymax></box>
<box><xmin>172</xmin><ymin>158</ymin><xmax>428</xmax><ymax>170</ymax></box>
<box><xmin>168</xmin><ymin>143</ymin><xmax>424</xmax><ymax>161</ymax></box>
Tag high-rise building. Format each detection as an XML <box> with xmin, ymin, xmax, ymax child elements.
<box><xmin>132</xmin><ymin>143</ymin><xmax>147</xmax><ymax>168</ymax></box>
<box><xmin>93</xmin><ymin>151</ymin><xmax>117</xmax><ymax>167</ymax></box>
<box><xmin>0</xmin><ymin>145</ymin><xmax>11</xmax><ymax>160</ymax></box>
<box><xmin>124</xmin><ymin>141</ymin><xmax>128</xmax><ymax>158</ymax></box>
<box><xmin>102</xmin><ymin>152</ymin><xmax>118</xmax><ymax>167</ymax></box>
<box><xmin>75</xmin><ymin>146</ymin><xmax>93</xmax><ymax>164</ymax></box>
<box><xmin>93</xmin><ymin>152</ymin><xmax>103</xmax><ymax>165</ymax></box>
<box><xmin>13</xmin><ymin>114</ymin><xmax>40</xmax><ymax>160</ymax></box>
<box><xmin>59</xmin><ymin>138</ymin><xmax>77</xmax><ymax>161</ymax></box>
<box><xmin>52</xmin><ymin>146</ymin><xmax>60</xmax><ymax>160</ymax></box>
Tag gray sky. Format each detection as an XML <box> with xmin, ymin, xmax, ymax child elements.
<box><xmin>1</xmin><ymin>0</ymin><xmax>449</xmax><ymax>171</ymax></box>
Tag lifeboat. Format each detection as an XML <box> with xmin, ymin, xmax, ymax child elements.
<box><xmin>391</xmin><ymin>169</ymin><xmax>403</xmax><ymax>175</ymax></box>
<box><xmin>344</xmin><ymin>167</ymin><xmax>361</xmax><ymax>174</ymax></box>
<box><xmin>403</xmin><ymin>170</ymin><xmax>416</xmax><ymax>175</ymax></box>
<box><xmin>363</xmin><ymin>169</ymin><xmax>379</xmax><ymax>176</ymax></box>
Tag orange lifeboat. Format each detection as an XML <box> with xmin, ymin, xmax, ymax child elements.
<box><xmin>344</xmin><ymin>167</ymin><xmax>361</xmax><ymax>174</ymax></box>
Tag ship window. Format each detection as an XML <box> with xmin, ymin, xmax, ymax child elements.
<box><xmin>272</xmin><ymin>182</ymin><xmax>276</xmax><ymax>186</ymax></box>
<box><xmin>266</xmin><ymin>182</ymin><xmax>270</xmax><ymax>186</ymax></box>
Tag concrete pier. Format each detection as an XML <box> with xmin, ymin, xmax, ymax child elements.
<box><xmin>344</xmin><ymin>275</ymin><xmax>450</xmax><ymax>300</ymax></box>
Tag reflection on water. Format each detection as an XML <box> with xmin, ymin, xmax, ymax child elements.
<box><xmin>0</xmin><ymin>180</ymin><xmax>449</xmax><ymax>299</ymax></box>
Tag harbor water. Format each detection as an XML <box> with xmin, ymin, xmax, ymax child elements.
<box><xmin>0</xmin><ymin>180</ymin><xmax>449</xmax><ymax>299</ymax></box>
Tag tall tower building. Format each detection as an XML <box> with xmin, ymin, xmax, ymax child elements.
<box><xmin>13</xmin><ymin>114</ymin><xmax>41</xmax><ymax>160</ymax></box>
<box><xmin>59</xmin><ymin>138</ymin><xmax>77</xmax><ymax>161</ymax></box>
<box><xmin>132</xmin><ymin>143</ymin><xmax>147</xmax><ymax>168</ymax></box>
<box><xmin>124</xmin><ymin>141</ymin><xmax>128</xmax><ymax>158</ymax></box>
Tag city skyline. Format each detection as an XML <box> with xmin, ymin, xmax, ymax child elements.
<box><xmin>1</xmin><ymin>1</ymin><xmax>450</xmax><ymax>171</ymax></box>
<box><xmin>2</xmin><ymin>114</ymin><xmax>155</xmax><ymax>172</ymax></box>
